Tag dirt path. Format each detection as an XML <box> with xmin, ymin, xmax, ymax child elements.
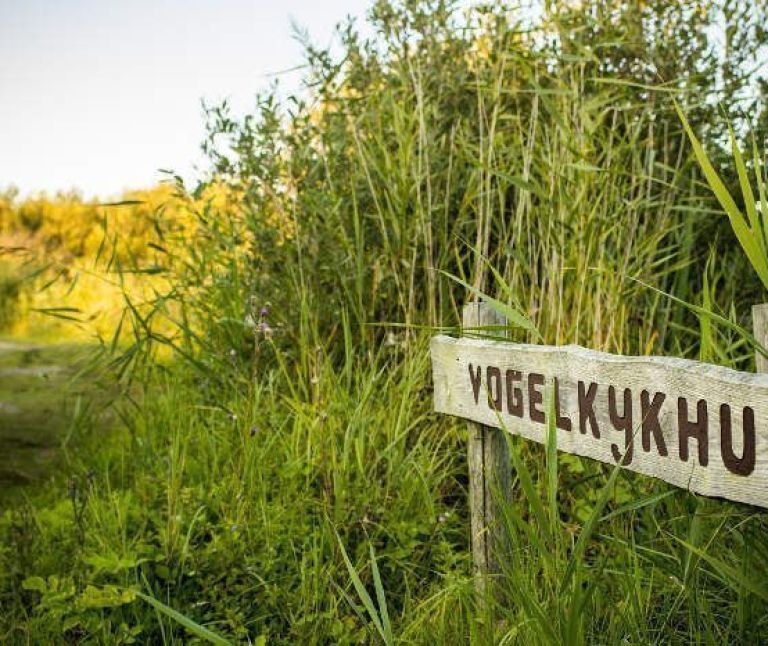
<box><xmin>0</xmin><ymin>340</ymin><xmax>100</xmax><ymax>499</ymax></box>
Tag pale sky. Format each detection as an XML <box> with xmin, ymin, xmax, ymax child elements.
<box><xmin>0</xmin><ymin>0</ymin><xmax>372</xmax><ymax>198</ymax></box>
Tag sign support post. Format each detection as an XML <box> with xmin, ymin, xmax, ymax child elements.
<box><xmin>753</xmin><ymin>303</ymin><xmax>768</xmax><ymax>374</ymax></box>
<box><xmin>462</xmin><ymin>302</ymin><xmax>512</xmax><ymax>605</ymax></box>
<box><xmin>429</xmin><ymin>299</ymin><xmax>768</xmax><ymax>607</ymax></box>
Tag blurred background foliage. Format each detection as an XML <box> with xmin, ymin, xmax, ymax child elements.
<box><xmin>0</xmin><ymin>181</ymin><xmax>289</xmax><ymax>342</ymax></box>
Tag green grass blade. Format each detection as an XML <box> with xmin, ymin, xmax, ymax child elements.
<box><xmin>560</xmin><ymin>460</ymin><xmax>622</xmax><ymax>595</ymax></box>
<box><xmin>545</xmin><ymin>391</ymin><xmax>559</xmax><ymax>535</ymax></box>
<box><xmin>628</xmin><ymin>275</ymin><xmax>768</xmax><ymax>362</ymax></box>
<box><xmin>135</xmin><ymin>591</ymin><xmax>232</xmax><ymax>645</ymax></box>
<box><xmin>440</xmin><ymin>270</ymin><xmax>541</xmax><ymax>339</ymax></box>
<box><xmin>335</xmin><ymin>532</ymin><xmax>390</xmax><ymax>645</ymax></box>
<box><xmin>729</xmin><ymin>125</ymin><xmax>762</xmax><ymax>256</ymax></box>
<box><xmin>753</xmin><ymin>136</ymin><xmax>768</xmax><ymax>250</ymax></box>
<box><xmin>672</xmin><ymin>538</ymin><xmax>768</xmax><ymax>603</ymax></box>
<box><xmin>501</xmin><ymin>426</ymin><xmax>550</xmax><ymax>539</ymax></box>
<box><xmin>598</xmin><ymin>489</ymin><xmax>676</xmax><ymax>522</ymax></box>
<box><xmin>369</xmin><ymin>544</ymin><xmax>394</xmax><ymax>645</ymax></box>
<box><xmin>676</xmin><ymin>103</ymin><xmax>768</xmax><ymax>289</ymax></box>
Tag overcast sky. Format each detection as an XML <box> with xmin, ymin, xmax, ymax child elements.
<box><xmin>0</xmin><ymin>0</ymin><xmax>373</xmax><ymax>198</ymax></box>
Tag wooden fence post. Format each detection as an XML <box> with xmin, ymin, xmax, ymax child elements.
<box><xmin>753</xmin><ymin>303</ymin><xmax>768</xmax><ymax>374</ymax></box>
<box><xmin>462</xmin><ymin>302</ymin><xmax>513</xmax><ymax>604</ymax></box>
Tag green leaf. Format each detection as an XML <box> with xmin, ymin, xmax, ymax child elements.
<box><xmin>96</xmin><ymin>200</ymin><xmax>145</xmax><ymax>207</ymax></box>
<box><xmin>598</xmin><ymin>489</ymin><xmax>677</xmax><ymax>522</ymax></box>
<box><xmin>369</xmin><ymin>545</ymin><xmax>394</xmax><ymax>646</ymax></box>
<box><xmin>492</xmin><ymin>170</ymin><xmax>548</xmax><ymax>200</ymax></box>
<box><xmin>83</xmin><ymin>552</ymin><xmax>149</xmax><ymax>574</ymax></box>
<box><xmin>31</xmin><ymin>306</ymin><xmax>83</xmax><ymax>322</ymax></box>
<box><xmin>22</xmin><ymin>576</ymin><xmax>48</xmax><ymax>593</ymax></box>
<box><xmin>673</xmin><ymin>537</ymin><xmax>768</xmax><ymax>603</ymax></box>
<box><xmin>439</xmin><ymin>270</ymin><xmax>541</xmax><ymax>339</ymax></box>
<box><xmin>753</xmin><ymin>136</ymin><xmax>768</xmax><ymax>250</ymax></box>
<box><xmin>135</xmin><ymin>591</ymin><xmax>232</xmax><ymax>645</ymax></box>
<box><xmin>501</xmin><ymin>428</ymin><xmax>550</xmax><ymax>539</ymax></box>
<box><xmin>75</xmin><ymin>585</ymin><xmax>137</xmax><ymax>611</ymax></box>
<box><xmin>560</xmin><ymin>457</ymin><xmax>623</xmax><ymax>594</ymax></box>
<box><xmin>729</xmin><ymin>125</ymin><xmax>763</xmax><ymax>258</ymax></box>
<box><xmin>335</xmin><ymin>532</ymin><xmax>393</xmax><ymax>646</ymax></box>
<box><xmin>675</xmin><ymin>103</ymin><xmax>768</xmax><ymax>290</ymax></box>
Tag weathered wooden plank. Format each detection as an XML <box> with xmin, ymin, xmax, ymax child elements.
<box><xmin>462</xmin><ymin>303</ymin><xmax>511</xmax><ymax>602</ymax></box>
<box><xmin>754</xmin><ymin>303</ymin><xmax>768</xmax><ymax>374</ymax></box>
<box><xmin>431</xmin><ymin>335</ymin><xmax>768</xmax><ymax>508</ymax></box>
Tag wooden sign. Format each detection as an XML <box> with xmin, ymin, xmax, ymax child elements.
<box><xmin>431</xmin><ymin>334</ymin><xmax>768</xmax><ymax>508</ymax></box>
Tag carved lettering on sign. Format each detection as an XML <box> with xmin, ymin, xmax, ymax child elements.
<box><xmin>528</xmin><ymin>373</ymin><xmax>545</xmax><ymax>423</ymax></box>
<box><xmin>678</xmin><ymin>397</ymin><xmax>708</xmax><ymax>467</ymax></box>
<box><xmin>720</xmin><ymin>404</ymin><xmax>756</xmax><ymax>476</ymax></box>
<box><xmin>506</xmin><ymin>369</ymin><xmax>524</xmax><ymax>418</ymax></box>
<box><xmin>469</xmin><ymin>363</ymin><xmax>482</xmax><ymax>404</ymax></box>
<box><xmin>578</xmin><ymin>381</ymin><xmax>599</xmax><ymax>439</ymax></box>
<box><xmin>554</xmin><ymin>378</ymin><xmax>572</xmax><ymax>432</ymax></box>
<box><xmin>432</xmin><ymin>336</ymin><xmax>768</xmax><ymax>508</ymax></box>
<box><xmin>640</xmin><ymin>390</ymin><xmax>667</xmax><ymax>457</ymax></box>
<box><xmin>608</xmin><ymin>385</ymin><xmax>633</xmax><ymax>465</ymax></box>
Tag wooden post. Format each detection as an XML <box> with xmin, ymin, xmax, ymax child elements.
<box><xmin>462</xmin><ymin>302</ymin><xmax>512</xmax><ymax>604</ymax></box>
<box><xmin>753</xmin><ymin>303</ymin><xmax>768</xmax><ymax>374</ymax></box>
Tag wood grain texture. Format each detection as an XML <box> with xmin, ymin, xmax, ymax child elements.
<box><xmin>462</xmin><ymin>303</ymin><xmax>512</xmax><ymax>601</ymax></box>
<box><xmin>754</xmin><ymin>303</ymin><xmax>768</xmax><ymax>374</ymax></box>
<box><xmin>432</xmin><ymin>335</ymin><xmax>768</xmax><ymax>508</ymax></box>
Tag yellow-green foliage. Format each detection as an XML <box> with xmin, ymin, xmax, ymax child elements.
<box><xmin>0</xmin><ymin>185</ymin><xmax>174</xmax><ymax>339</ymax></box>
<box><xmin>0</xmin><ymin>182</ymin><xmax>294</xmax><ymax>342</ymax></box>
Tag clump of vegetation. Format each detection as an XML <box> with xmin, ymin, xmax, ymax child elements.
<box><xmin>0</xmin><ymin>186</ymin><xmax>172</xmax><ymax>339</ymax></box>
<box><xmin>0</xmin><ymin>184</ymin><xmax>247</xmax><ymax>341</ymax></box>
<box><xmin>0</xmin><ymin>262</ymin><xmax>23</xmax><ymax>331</ymax></box>
<box><xmin>2</xmin><ymin>0</ymin><xmax>768</xmax><ymax>643</ymax></box>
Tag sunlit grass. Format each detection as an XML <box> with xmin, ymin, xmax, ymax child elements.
<box><xmin>2</xmin><ymin>0</ymin><xmax>768</xmax><ymax>643</ymax></box>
